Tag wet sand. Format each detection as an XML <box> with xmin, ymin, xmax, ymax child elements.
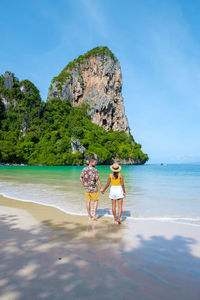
<box><xmin>0</xmin><ymin>195</ymin><xmax>200</xmax><ymax>300</ymax></box>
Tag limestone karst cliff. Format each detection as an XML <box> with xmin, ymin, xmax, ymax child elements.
<box><xmin>0</xmin><ymin>49</ymin><xmax>149</xmax><ymax>165</ymax></box>
<box><xmin>48</xmin><ymin>47</ymin><xmax>130</xmax><ymax>136</ymax></box>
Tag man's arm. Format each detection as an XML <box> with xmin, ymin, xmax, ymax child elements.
<box><xmin>102</xmin><ymin>176</ymin><xmax>111</xmax><ymax>194</ymax></box>
<box><xmin>97</xmin><ymin>177</ymin><xmax>103</xmax><ymax>192</ymax></box>
<box><xmin>96</xmin><ymin>170</ymin><xmax>103</xmax><ymax>192</ymax></box>
<box><xmin>80</xmin><ymin>170</ymin><xmax>85</xmax><ymax>188</ymax></box>
<box><xmin>80</xmin><ymin>177</ymin><xmax>84</xmax><ymax>187</ymax></box>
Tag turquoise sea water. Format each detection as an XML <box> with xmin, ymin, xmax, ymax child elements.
<box><xmin>0</xmin><ymin>164</ymin><xmax>200</xmax><ymax>225</ymax></box>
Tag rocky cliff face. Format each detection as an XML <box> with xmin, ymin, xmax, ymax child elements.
<box><xmin>1</xmin><ymin>72</ymin><xmax>16</xmax><ymax>109</ymax></box>
<box><xmin>48</xmin><ymin>47</ymin><xmax>130</xmax><ymax>136</ymax></box>
<box><xmin>3</xmin><ymin>71</ymin><xmax>14</xmax><ymax>90</ymax></box>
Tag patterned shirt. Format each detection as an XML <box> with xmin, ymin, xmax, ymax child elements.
<box><xmin>80</xmin><ymin>166</ymin><xmax>99</xmax><ymax>193</ymax></box>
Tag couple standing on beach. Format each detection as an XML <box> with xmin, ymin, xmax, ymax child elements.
<box><xmin>80</xmin><ymin>157</ymin><xmax>126</xmax><ymax>224</ymax></box>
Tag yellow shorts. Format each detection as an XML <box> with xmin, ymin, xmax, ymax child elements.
<box><xmin>85</xmin><ymin>191</ymin><xmax>99</xmax><ymax>201</ymax></box>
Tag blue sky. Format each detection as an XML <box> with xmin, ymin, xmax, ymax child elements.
<box><xmin>1</xmin><ymin>0</ymin><xmax>200</xmax><ymax>163</ymax></box>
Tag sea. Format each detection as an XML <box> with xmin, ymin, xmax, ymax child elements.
<box><xmin>0</xmin><ymin>164</ymin><xmax>200</xmax><ymax>226</ymax></box>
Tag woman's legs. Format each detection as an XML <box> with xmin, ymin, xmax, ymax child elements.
<box><xmin>117</xmin><ymin>198</ymin><xmax>123</xmax><ymax>224</ymax></box>
<box><xmin>111</xmin><ymin>200</ymin><xmax>117</xmax><ymax>223</ymax></box>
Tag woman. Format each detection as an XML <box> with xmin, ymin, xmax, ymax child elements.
<box><xmin>102</xmin><ymin>163</ymin><xmax>126</xmax><ymax>224</ymax></box>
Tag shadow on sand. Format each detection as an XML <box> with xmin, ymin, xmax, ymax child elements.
<box><xmin>0</xmin><ymin>214</ymin><xmax>200</xmax><ymax>300</ymax></box>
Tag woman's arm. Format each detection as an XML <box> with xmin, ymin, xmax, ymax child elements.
<box><xmin>102</xmin><ymin>176</ymin><xmax>111</xmax><ymax>194</ymax></box>
<box><xmin>120</xmin><ymin>174</ymin><xmax>126</xmax><ymax>197</ymax></box>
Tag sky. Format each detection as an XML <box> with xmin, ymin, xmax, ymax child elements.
<box><xmin>0</xmin><ymin>0</ymin><xmax>200</xmax><ymax>163</ymax></box>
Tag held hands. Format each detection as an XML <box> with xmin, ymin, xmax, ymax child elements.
<box><xmin>100</xmin><ymin>188</ymin><xmax>104</xmax><ymax>194</ymax></box>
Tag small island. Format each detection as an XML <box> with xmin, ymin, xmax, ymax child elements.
<box><xmin>0</xmin><ymin>46</ymin><xmax>148</xmax><ymax>166</ymax></box>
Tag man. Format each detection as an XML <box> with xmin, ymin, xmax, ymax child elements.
<box><xmin>80</xmin><ymin>157</ymin><xmax>103</xmax><ymax>221</ymax></box>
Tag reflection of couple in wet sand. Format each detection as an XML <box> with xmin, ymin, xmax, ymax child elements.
<box><xmin>80</xmin><ymin>157</ymin><xmax>126</xmax><ymax>224</ymax></box>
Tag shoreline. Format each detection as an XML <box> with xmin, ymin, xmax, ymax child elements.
<box><xmin>0</xmin><ymin>161</ymin><xmax>147</xmax><ymax>167</ymax></box>
<box><xmin>0</xmin><ymin>192</ymin><xmax>200</xmax><ymax>227</ymax></box>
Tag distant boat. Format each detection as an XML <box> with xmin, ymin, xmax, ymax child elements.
<box><xmin>160</xmin><ymin>163</ymin><xmax>164</xmax><ymax>165</ymax></box>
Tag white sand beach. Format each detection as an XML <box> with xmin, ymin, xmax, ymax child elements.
<box><xmin>0</xmin><ymin>195</ymin><xmax>200</xmax><ymax>300</ymax></box>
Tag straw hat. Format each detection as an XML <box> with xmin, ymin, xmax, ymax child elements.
<box><xmin>110</xmin><ymin>162</ymin><xmax>121</xmax><ymax>172</ymax></box>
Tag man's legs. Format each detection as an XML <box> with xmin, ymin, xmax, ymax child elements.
<box><xmin>86</xmin><ymin>200</ymin><xmax>92</xmax><ymax>220</ymax></box>
<box><xmin>93</xmin><ymin>200</ymin><xmax>98</xmax><ymax>221</ymax></box>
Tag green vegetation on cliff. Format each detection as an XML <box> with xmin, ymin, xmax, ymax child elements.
<box><xmin>66</xmin><ymin>46</ymin><xmax>117</xmax><ymax>70</ymax></box>
<box><xmin>0</xmin><ymin>72</ymin><xmax>148</xmax><ymax>165</ymax></box>
<box><xmin>51</xmin><ymin>46</ymin><xmax>117</xmax><ymax>88</ymax></box>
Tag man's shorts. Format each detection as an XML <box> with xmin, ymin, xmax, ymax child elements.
<box><xmin>85</xmin><ymin>191</ymin><xmax>99</xmax><ymax>201</ymax></box>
